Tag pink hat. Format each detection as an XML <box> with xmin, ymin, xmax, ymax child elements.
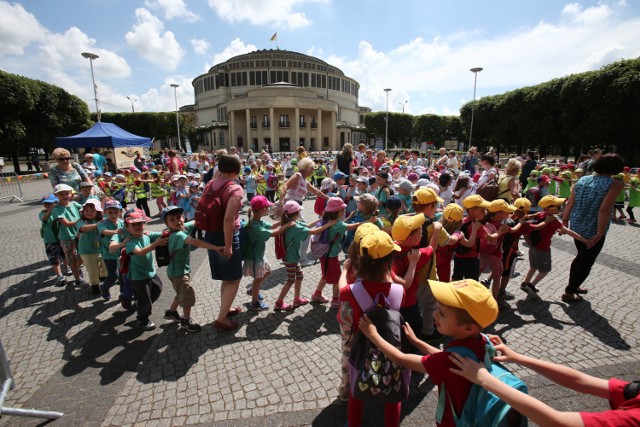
<box><xmin>283</xmin><ymin>200</ymin><xmax>303</xmax><ymax>214</ymax></box>
<box><xmin>472</xmin><ymin>173</ymin><xmax>481</xmax><ymax>183</ymax></box>
<box><xmin>251</xmin><ymin>195</ymin><xmax>274</xmax><ymax>210</ymax></box>
<box><xmin>325</xmin><ymin>196</ymin><xmax>347</xmax><ymax>213</ymax></box>
<box><xmin>81</xmin><ymin>198</ymin><xmax>103</xmax><ymax>212</ymax></box>
<box><xmin>124</xmin><ymin>208</ymin><xmax>150</xmax><ymax>223</ymax></box>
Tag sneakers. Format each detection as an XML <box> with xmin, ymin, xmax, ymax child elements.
<box><xmin>480</xmin><ymin>278</ymin><xmax>492</xmax><ymax>289</ymax></box>
<box><xmin>330</xmin><ymin>297</ymin><xmax>340</xmax><ymax>309</ymax></box>
<box><xmin>99</xmin><ymin>283</ymin><xmax>111</xmax><ymax>300</ymax></box>
<box><xmin>164</xmin><ymin>310</ymin><xmax>183</xmax><ymax>322</ymax></box>
<box><xmin>520</xmin><ymin>282</ymin><xmax>539</xmax><ymax>295</ymax></box>
<box><xmin>54</xmin><ymin>276</ymin><xmax>67</xmax><ymax>287</ymax></box>
<box><xmin>74</xmin><ymin>279</ymin><xmax>89</xmax><ymax>289</ymax></box>
<box><xmin>136</xmin><ymin>320</ymin><xmax>156</xmax><ymax>331</ymax></box>
<box><xmin>179</xmin><ymin>318</ymin><xmax>202</xmax><ymax>333</ymax></box>
<box><xmin>498</xmin><ymin>290</ymin><xmax>515</xmax><ymax>301</ymax></box>
<box><xmin>64</xmin><ymin>266</ymin><xmax>73</xmax><ymax>276</ymax></box>
<box><xmin>293</xmin><ymin>297</ymin><xmax>310</xmax><ymax>307</ymax></box>
<box><xmin>89</xmin><ymin>284</ymin><xmax>101</xmax><ymax>296</ymax></box>
<box><xmin>274</xmin><ymin>300</ymin><xmax>293</xmax><ymax>311</ymax></box>
<box><xmin>246</xmin><ymin>288</ymin><xmax>264</xmax><ymax>300</ymax></box>
<box><xmin>311</xmin><ymin>291</ymin><xmax>329</xmax><ymax>303</ymax></box>
<box><xmin>249</xmin><ymin>300</ymin><xmax>270</xmax><ymax>311</ymax></box>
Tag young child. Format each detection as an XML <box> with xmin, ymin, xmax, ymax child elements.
<box><xmin>150</xmin><ymin>170</ymin><xmax>167</xmax><ymax>215</ymax></box>
<box><xmin>244</xmin><ymin>166</ymin><xmax>256</xmax><ymax>202</ymax></box>
<box><xmin>380</xmin><ymin>196</ymin><xmax>402</xmax><ymax>233</ymax></box>
<box><xmin>395</xmin><ymin>179</ymin><xmax>414</xmax><ymax>213</ymax></box>
<box><xmin>519</xmin><ymin>195</ymin><xmax>589</xmax><ymax>301</ymax></box>
<box><xmin>314</xmin><ymin>178</ymin><xmax>336</xmax><ymax>217</ymax></box>
<box><xmin>612</xmin><ymin>173</ymin><xmax>627</xmax><ymax>220</ymax></box>
<box><xmin>264</xmin><ymin>163</ymin><xmax>278</xmax><ymax>203</ymax></box>
<box><xmin>452</xmin><ymin>195</ymin><xmax>490</xmax><ymax>281</ymax></box>
<box><xmin>438</xmin><ymin>172</ymin><xmax>454</xmax><ymax>206</ymax></box>
<box><xmin>97</xmin><ymin>200</ymin><xmax>124</xmax><ymax>300</ymax></box>
<box><xmin>526</xmin><ymin>175</ymin><xmax>550</xmax><ymax>213</ymax></box>
<box><xmin>183</xmin><ymin>181</ymin><xmax>201</xmax><ymax>222</ymax></box>
<box><xmin>242</xmin><ymin>196</ymin><xmax>291</xmax><ymax>311</ymax></box>
<box><xmin>276</xmin><ymin>201</ymin><xmax>335</xmax><ymax>311</ymax></box>
<box><xmin>131</xmin><ymin>169</ymin><xmax>152</xmax><ymax>217</ymax></box>
<box><xmin>342</xmin><ymin>193</ymin><xmax>383</xmax><ymax>254</ymax></box>
<box><xmin>77</xmin><ymin>199</ymin><xmax>105</xmax><ymax>296</ymax></box>
<box><xmin>375</xmin><ymin>171</ymin><xmax>391</xmax><ymax>217</ymax></box>
<box><xmin>39</xmin><ymin>193</ymin><xmax>66</xmax><ymax>286</ymax></box>
<box><xmin>112</xmin><ymin>174</ymin><xmax>128</xmax><ymax>209</ymax></box>
<box><xmin>333</xmin><ymin>171</ymin><xmax>348</xmax><ymax>201</ymax></box>
<box><xmin>436</xmin><ymin>203</ymin><xmax>468</xmax><ymax>283</ymax></box>
<box><xmin>358</xmin><ymin>279</ymin><xmax>503</xmax><ymax>427</ymax></box>
<box><xmin>450</xmin><ymin>335</ymin><xmax>640</xmax><ymax>426</ymax></box>
<box><xmin>161</xmin><ymin>206</ymin><xmax>224</xmax><ymax>332</ymax></box>
<box><xmin>124</xmin><ymin>208</ymin><xmax>169</xmax><ymax>330</ymax></box>
<box><xmin>557</xmin><ymin>170</ymin><xmax>573</xmax><ymax>199</ymax></box>
<box><xmin>311</xmin><ymin>197</ymin><xmax>363</xmax><ymax>308</ymax></box>
<box><xmin>51</xmin><ymin>184</ymin><xmax>88</xmax><ymax>288</ymax></box>
<box><xmin>523</xmin><ymin>169</ymin><xmax>540</xmax><ymax>193</ymax></box>
<box><xmin>627</xmin><ymin>177</ymin><xmax>640</xmax><ymax>223</ymax></box>
<box><xmin>344</xmin><ymin>175</ymin><xmax>359</xmax><ymax>215</ymax></box>
<box><xmin>337</xmin><ymin>230</ymin><xmax>404</xmax><ymax>426</ymax></box>
<box><xmin>76</xmin><ymin>181</ymin><xmax>99</xmax><ymax>205</ymax></box>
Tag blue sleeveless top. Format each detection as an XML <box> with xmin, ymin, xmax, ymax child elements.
<box><xmin>569</xmin><ymin>175</ymin><xmax>613</xmax><ymax>239</ymax></box>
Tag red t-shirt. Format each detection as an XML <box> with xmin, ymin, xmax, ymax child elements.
<box><xmin>338</xmin><ymin>280</ymin><xmax>405</xmax><ymax>332</ymax></box>
<box><xmin>581</xmin><ymin>378</ymin><xmax>640</xmax><ymax>426</ymax></box>
<box><xmin>422</xmin><ymin>335</ymin><xmax>488</xmax><ymax>426</ymax></box>
<box><xmin>533</xmin><ymin>213</ymin><xmax>562</xmax><ymax>251</ymax></box>
<box><xmin>392</xmin><ymin>246</ymin><xmax>434</xmax><ymax>307</ymax></box>
<box><xmin>454</xmin><ymin>218</ymin><xmax>487</xmax><ymax>259</ymax></box>
<box><xmin>480</xmin><ymin>220</ymin><xmax>504</xmax><ymax>256</ymax></box>
<box><xmin>209</xmin><ymin>177</ymin><xmax>243</xmax><ymax>229</ymax></box>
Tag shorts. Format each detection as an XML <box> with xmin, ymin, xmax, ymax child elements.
<box><xmin>528</xmin><ymin>246</ymin><xmax>552</xmax><ymax>273</ymax></box>
<box><xmin>242</xmin><ymin>259</ymin><xmax>271</xmax><ymax>279</ymax></box>
<box><xmin>320</xmin><ymin>256</ymin><xmax>341</xmax><ymax>284</ymax></box>
<box><xmin>614</xmin><ymin>201</ymin><xmax>624</xmax><ymax>209</ymax></box>
<box><xmin>59</xmin><ymin>239</ymin><xmax>79</xmax><ymax>264</ymax></box>
<box><xmin>170</xmin><ymin>274</ymin><xmax>196</xmax><ymax>307</ymax></box>
<box><xmin>45</xmin><ymin>242</ymin><xmax>63</xmax><ymax>265</ymax></box>
<box><xmin>501</xmin><ymin>246</ymin><xmax>517</xmax><ymax>278</ymax></box>
<box><xmin>479</xmin><ymin>253</ymin><xmax>503</xmax><ymax>277</ymax></box>
<box><xmin>205</xmin><ymin>230</ymin><xmax>243</xmax><ymax>281</ymax></box>
<box><xmin>284</xmin><ymin>262</ymin><xmax>303</xmax><ymax>285</ymax></box>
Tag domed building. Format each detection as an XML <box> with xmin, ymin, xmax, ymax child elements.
<box><xmin>191</xmin><ymin>49</ymin><xmax>370</xmax><ymax>153</ymax></box>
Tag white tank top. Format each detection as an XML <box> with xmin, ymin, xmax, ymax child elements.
<box><xmin>285</xmin><ymin>172</ymin><xmax>308</xmax><ymax>202</ymax></box>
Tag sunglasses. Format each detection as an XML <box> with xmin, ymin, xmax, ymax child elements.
<box><xmin>57</xmin><ymin>157</ymin><xmax>71</xmax><ymax>161</ymax></box>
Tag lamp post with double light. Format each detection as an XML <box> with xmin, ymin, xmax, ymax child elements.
<box><xmin>384</xmin><ymin>88</ymin><xmax>392</xmax><ymax>152</ymax></box>
<box><xmin>170</xmin><ymin>84</ymin><xmax>182</xmax><ymax>152</ymax></box>
<box><xmin>399</xmin><ymin>100</ymin><xmax>407</xmax><ymax>114</ymax></box>
<box><xmin>81</xmin><ymin>52</ymin><xmax>99</xmax><ymax>118</ymax></box>
<box><xmin>468</xmin><ymin>67</ymin><xmax>483</xmax><ymax>151</ymax></box>
<box><xmin>126</xmin><ymin>96</ymin><xmax>137</xmax><ymax>113</ymax></box>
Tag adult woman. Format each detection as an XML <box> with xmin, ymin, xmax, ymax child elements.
<box><xmin>436</xmin><ymin>147</ymin><xmax>448</xmax><ymax>167</ymax></box>
<box><xmin>279</xmin><ymin>157</ymin><xmax>329</xmax><ymax>266</ymax></box>
<box><xmin>561</xmin><ymin>154</ymin><xmax>624</xmax><ymax>302</ymax></box>
<box><xmin>204</xmin><ymin>154</ymin><xmax>245</xmax><ymax>330</ymax></box>
<box><xmin>197</xmin><ymin>152</ymin><xmax>210</xmax><ymax>173</ymax></box>
<box><xmin>333</xmin><ymin>143</ymin><xmax>354</xmax><ymax>176</ymax></box>
<box><xmin>373</xmin><ymin>150</ymin><xmax>387</xmax><ymax>172</ymax></box>
<box><xmin>362</xmin><ymin>149</ymin><xmax>374</xmax><ymax>170</ymax></box>
<box><xmin>187</xmin><ymin>154</ymin><xmax>200</xmax><ymax>173</ymax></box>
<box><xmin>296</xmin><ymin>145</ymin><xmax>308</xmax><ymax>161</ymax></box>
<box><xmin>446</xmin><ymin>150</ymin><xmax>459</xmax><ymax>174</ymax></box>
<box><xmin>519</xmin><ymin>151</ymin><xmax>537</xmax><ymax>191</ymax></box>
<box><xmin>498</xmin><ymin>158</ymin><xmax>521</xmax><ymax>203</ymax></box>
<box><xmin>82</xmin><ymin>153</ymin><xmax>96</xmax><ymax>175</ymax></box>
<box><xmin>477</xmin><ymin>154</ymin><xmax>498</xmax><ymax>187</ymax></box>
<box><xmin>167</xmin><ymin>150</ymin><xmax>182</xmax><ymax>176</ymax></box>
<box><xmin>49</xmin><ymin>148</ymin><xmax>90</xmax><ymax>192</ymax></box>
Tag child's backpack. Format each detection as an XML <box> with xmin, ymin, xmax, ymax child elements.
<box><xmin>118</xmin><ymin>247</ymin><xmax>131</xmax><ymax>277</ymax></box>
<box><xmin>274</xmin><ymin>229</ymin><xmax>291</xmax><ymax>260</ymax></box>
<box><xmin>309</xmin><ymin>221</ymin><xmax>340</xmax><ymax>260</ymax></box>
<box><xmin>195</xmin><ymin>180</ymin><xmax>233</xmax><ymax>232</ymax></box>
<box><xmin>267</xmin><ymin>173</ymin><xmax>279</xmax><ymax>189</ymax></box>
<box><xmin>455</xmin><ymin>220</ymin><xmax>480</xmax><ymax>255</ymax></box>
<box><xmin>524</xmin><ymin>186</ymin><xmax>541</xmax><ymax>209</ymax></box>
<box><xmin>523</xmin><ymin>213</ymin><xmax>545</xmax><ymax>247</ymax></box>
<box><xmin>476</xmin><ymin>175</ymin><xmax>500</xmax><ymax>202</ymax></box>
<box><xmin>348</xmin><ymin>281</ymin><xmax>411</xmax><ymax>403</ymax></box>
<box><xmin>155</xmin><ymin>230</ymin><xmax>175</xmax><ymax>267</ymax></box>
<box><xmin>314</xmin><ymin>196</ymin><xmax>328</xmax><ymax>216</ymax></box>
<box><xmin>238</xmin><ymin>219</ymin><xmax>252</xmax><ymax>260</ymax></box>
<box><xmin>436</xmin><ymin>334</ymin><xmax>528</xmax><ymax>427</ymax></box>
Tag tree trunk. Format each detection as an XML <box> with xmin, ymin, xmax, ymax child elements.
<box><xmin>11</xmin><ymin>146</ymin><xmax>21</xmax><ymax>174</ymax></box>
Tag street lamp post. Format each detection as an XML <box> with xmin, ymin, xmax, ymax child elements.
<box><xmin>384</xmin><ymin>88</ymin><xmax>391</xmax><ymax>152</ymax></box>
<box><xmin>468</xmin><ymin>67</ymin><xmax>483</xmax><ymax>151</ymax></box>
<box><xmin>170</xmin><ymin>83</ymin><xmax>182</xmax><ymax>152</ymax></box>
<box><xmin>81</xmin><ymin>52</ymin><xmax>99</xmax><ymax>118</ymax></box>
<box><xmin>126</xmin><ymin>96</ymin><xmax>137</xmax><ymax>113</ymax></box>
<box><xmin>399</xmin><ymin>100</ymin><xmax>407</xmax><ymax>113</ymax></box>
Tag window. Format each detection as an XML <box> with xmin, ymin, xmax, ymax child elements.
<box><xmin>310</xmin><ymin>116</ymin><xmax>317</xmax><ymax>128</ymax></box>
<box><xmin>299</xmin><ymin>138</ymin><xmax>305</xmax><ymax>148</ymax></box>
<box><xmin>220</xmin><ymin>131</ymin><xmax>225</xmax><ymax>146</ymax></box>
<box><xmin>299</xmin><ymin>115</ymin><xmax>306</xmax><ymax>128</ymax></box>
<box><xmin>323</xmin><ymin>137</ymin><xmax>329</xmax><ymax>148</ymax></box>
<box><xmin>250</xmin><ymin>116</ymin><xmax>257</xmax><ymax>129</ymax></box>
<box><xmin>279</xmin><ymin>138</ymin><xmax>290</xmax><ymax>151</ymax></box>
<box><xmin>279</xmin><ymin>115</ymin><xmax>290</xmax><ymax>128</ymax></box>
<box><xmin>262</xmin><ymin>115</ymin><xmax>270</xmax><ymax>128</ymax></box>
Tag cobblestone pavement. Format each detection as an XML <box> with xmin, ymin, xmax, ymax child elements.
<box><xmin>1</xmin><ymin>179</ymin><xmax>639</xmax><ymax>426</ymax></box>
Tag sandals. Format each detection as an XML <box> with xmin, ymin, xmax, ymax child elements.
<box><xmin>214</xmin><ymin>320</ymin><xmax>238</xmax><ymax>330</ymax></box>
<box><xmin>227</xmin><ymin>306</ymin><xmax>243</xmax><ymax>317</ymax></box>
<box><xmin>561</xmin><ymin>293</ymin><xmax>583</xmax><ymax>303</ymax></box>
<box><xmin>575</xmin><ymin>288</ymin><xmax>588</xmax><ymax>294</ymax></box>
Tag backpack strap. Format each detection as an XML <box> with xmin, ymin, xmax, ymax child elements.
<box><xmin>350</xmin><ymin>280</ymin><xmax>375</xmax><ymax>312</ymax></box>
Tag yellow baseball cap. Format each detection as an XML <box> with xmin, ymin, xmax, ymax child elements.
<box><xmin>488</xmin><ymin>199</ymin><xmax>517</xmax><ymax>214</ymax></box>
<box><xmin>443</xmin><ymin>203</ymin><xmax>464</xmax><ymax>222</ymax></box>
<box><xmin>359</xmin><ymin>230</ymin><xmax>402</xmax><ymax>259</ymax></box>
<box><xmin>513</xmin><ymin>198</ymin><xmax>532</xmax><ymax>213</ymax></box>
<box><xmin>391</xmin><ymin>213</ymin><xmax>427</xmax><ymax>242</ymax></box>
<box><xmin>429</xmin><ymin>279</ymin><xmax>498</xmax><ymax>328</ymax></box>
<box><xmin>412</xmin><ymin>188</ymin><xmax>443</xmax><ymax>205</ymax></box>
<box><xmin>538</xmin><ymin>195</ymin><xmax>566</xmax><ymax>209</ymax></box>
<box><xmin>354</xmin><ymin>223</ymin><xmax>379</xmax><ymax>245</ymax></box>
<box><xmin>463</xmin><ymin>194</ymin><xmax>491</xmax><ymax>210</ymax></box>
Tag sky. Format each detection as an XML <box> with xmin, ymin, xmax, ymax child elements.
<box><xmin>1</xmin><ymin>0</ymin><xmax>639</xmax><ymax>117</ymax></box>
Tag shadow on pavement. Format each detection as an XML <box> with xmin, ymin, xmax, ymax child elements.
<box><xmin>561</xmin><ymin>300</ymin><xmax>631</xmax><ymax>350</ymax></box>
<box><xmin>0</xmin><ymin>259</ymin><xmax>49</xmax><ymax>281</ymax></box>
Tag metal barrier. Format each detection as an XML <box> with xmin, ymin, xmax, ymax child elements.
<box><xmin>0</xmin><ymin>340</ymin><xmax>63</xmax><ymax>420</ymax></box>
<box><xmin>0</xmin><ymin>173</ymin><xmax>23</xmax><ymax>203</ymax></box>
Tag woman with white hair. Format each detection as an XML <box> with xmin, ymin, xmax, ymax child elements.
<box><xmin>49</xmin><ymin>148</ymin><xmax>91</xmax><ymax>192</ymax></box>
<box><xmin>82</xmin><ymin>153</ymin><xmax>96</xmax><ymax>176</ymax></box>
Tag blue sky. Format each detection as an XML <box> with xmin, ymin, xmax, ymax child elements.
<box><xmin>1</xmin><ymin>0</ymin><xmax>639</xmax><ymax>117</ymax></box>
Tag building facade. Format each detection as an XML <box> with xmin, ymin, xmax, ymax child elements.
<box><xmin>191</xmin><ymin>49</ymin><xmax>369</xmax><ymax>153</ymax></box>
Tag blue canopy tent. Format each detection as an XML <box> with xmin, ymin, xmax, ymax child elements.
<box><xmin>55</xmin><ymin>122</ymin><xmax>152</xmax><ymax>148</ymax></box>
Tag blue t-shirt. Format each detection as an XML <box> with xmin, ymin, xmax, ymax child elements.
<box><xmin>97</xmin><ymin>219</ymin><xmax>124</xmax><ymax>260</ymax></box>
<box><xmin>245</xmin><ymin>175</ymin><xmax>256</xmax><ymax>193</ymax></box>
<box><xmin>125</xmin><ymin>232</ymin><xmax>162</xmax><ymax>280</ymax></box>
<box><xmin>245</xmin><ymin>219</ymin><xmax>273</xmax><ymax>261</ymax></box>
<box><xmin>167</xmin><ymin>222</ymin><xmax>195</xmax><ymax>277</ymax></box>
<box><xmin>284</xmin><ymin>221</ymin><xmax>309</xmax><ymax>263</ymax></box>
<box><xmin>77</xmin><ymin>219</ymin><xmax>101</xmax><ymax>255</ymax></box>
<box><xmin>569</xmin><ymin>175</ymin><xmax>614</xmax><ymax>239</ymax></box>
<box><xmin>326</xmin><ymin>221</ymin><xmax>348</xmax><ymax>258</ymax></box>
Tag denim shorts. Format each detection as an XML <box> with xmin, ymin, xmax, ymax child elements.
<box><xmin>205</xmin><ymin>230</ymin><xmax>242</xmax><ymax>281</ymax></box>
<box><xmin>45</xmin><ymin>242</ymin><xmax>63</xmax><ymax>265</ymax></box>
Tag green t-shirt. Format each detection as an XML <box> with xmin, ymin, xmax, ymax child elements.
<box><xmin>110</xmin><ymin>232</ymin><xmax>126</xmax><ymax>269</ymax></box>
<box><xmin>616</xmin><ymin>187</ymin><xmax>626</xmax><ymax>203</ymax></box>
<box><xmin>558</xmin><ymin>179</ymin><xmax>571</xmax><ymax>199</ymax></box>
<box><xmin>166</xmin><ymin>222</ymin><xmax>195</xmax><ymax>278</ymax></box>
<box><xmin>245</xmin><ymin>219</ymin><xmax>273</xmax><ymax>262</ymax></box>
<box><xmin>97</xmin><ymin>219</ymin><xmax>124</xmax><ymax>260</ymax></box>
<box><xmin>629</xmin><ymin>186</ymin><xmax>640</xmax><ymax>208</ymax></box>
<box><xmin>125</xmin><ymin>232</ymin><xmax>162</xmax><ymax>281</ymax></box>
<box><xmin>284</xmin><ymin>221</ymin><xmax>309</xmax><ymax>263</ymax></box>
<box><xmin>51</xmin><ymin>202</ymin><xmax>82</xmax><ymax>241</ymax></box>
<box><xmin>39</xmin><ymin>211</ymin><xmax>59</xmax><ymax>244</ymax></box>
<box><xmin>77</xmin><ymin>219</ymin><xmax>101</xmax><ymax>255</ymax></box>
<box><xmin>376</xmin><ymin>187</ymin><xmax>390</xmax><ymax>217</ymax></box>
<box><xmin>326</xmin><ymin>221</ymin><xmax>347</xmax><ymax>258</ymax></box>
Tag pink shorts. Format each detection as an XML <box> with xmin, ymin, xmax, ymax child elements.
<box><xmin>479</xmin><ymin>253</ymin><xmax>503</xmax><ymax>278</ymax></box>
<box><xmin>320</xmin><ymin>256</ymin><xmax>341</xmax><ymax>284</ymax></box>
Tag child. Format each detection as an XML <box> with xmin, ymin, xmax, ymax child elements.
<box><xmin>627</xmin><ymin>177</ymin><xmax>640</xmax><ymax>223</ymax></box>
<box><xmin>77</xmin><ymin>181</ymin><xmax>99</xmax><ymax>205</ymax></box>
<box><xmin>438</xmin><ymin>172</ymin><xmax>454</xmax><ymax>206</ymax></box>
<box><xmin>124</xmin><ymin>208</ymin><xmax>169</xmax><ymax>330</ymax></box>
<box><xmin>519</xmin><ymin>195</ymin><xmax>589</xmax><ymax>301</ymax></box>
<box><xmin>150</xmin><ymin>170</ymin><xmax>167</xmax><ymax>215</ymax></box>
<box><xmin>395</xmin><ymin>179</ymin><xmax>414</xmax><ymax>213</ymax></box>
<box><xmin>313</xmin><ymin>158</ymin><xmax>327</xmax><ymax>187</ymax></box>
<box><xmin>337</xmin><ymin>230</ymin><xmax>404</xmax><ymax>426</ymax></box>
<box><xmin>161</xmin><ymin>206</ymin><xmax>224</xmax><ymax>332</ymax></box>
<box><xmin>264</xmin><ymin>163</ymin><xmax>278</xmax><ymax>202</ymax></box>
<box><xmin>314</xmin><ymin>178</ymin><xmax>336</xmax><ymax>217</ymax></box>
<box><xmin>97</xmin><ymin>200</ymin><xmax>124</xmax><ymax>300</ymax></box>
<box><xmin>342</xmin><ymin>193</ymin><xmax>384</xmax><ymax>253</ymax></box>
<box><xmin>344</xmin><ymin>174</ymin><xmax>359</xmax><ymax>215</ymax></box>
<box><xmin>77</xmin><ymin>199</ymin><xmax>105</xmax><ymax>296</ymax></box>
<box><xmin>450</xmin><ymin>336</ymin><xmax>640</xmax><ymax>426</ymax></box>
<box><xmin>557</xmin><ymin>170</ymin><xmax>573</xmax><ymax>199</ymax></box>
<box><xmin>183</xmin><ymin>181</ymin><xmax>201</xmax><ymax>222</ymax></box>
<box><xmin>131</xmin><ymin>169</ymin><xmax>152</xmax><ymax>217</ymax></box>
<box><xmin>242</xmin><ymin>196</ymin><xmax>291</xmax><ymax>311</ymax></box>
<box><xmin>51</xmin><ymin>184</ymin><xmax>88</xmax><ymax>288</ymax></box>
<box><xmin>452</xmin><ymin>195</ymin><xmax>490</xmax><ymax>281</ymax></box>
<box><xmin>612</xmin><ymin>173</ymin><xmax>627</xmax><ymax>220</ymax></box>
<box><xmin>380</xmin><ymin>196</ymin><xmax>402</xmax><ymax>233</ymax></box>
<box><xmin>525</xmin><ymin>175</ymin><xmax>550</xmax><ymax>213</ymax></box>
<box><xmin>358</xmin><ymin>279</ymin><xmax>503</xmax><ymax>427</ymax></box>
<box><xmin>375</xmin><ymin>171</ymin><xmax>391</xmax><ymax>217</ymax></box>
<box><xmin>523</xmin><ymin>169</ymin><xmax>539</xmax><ymax>193</ymax></box>
<box><xmin>39</xmin><ymin>194</ymin><xmax>66</xmax><ymax>286</ymax></box>
<box><xmin>112</xmin><ymin>174</ymin><xmax>128</xmax><ymax>209</ymax></box>
<box><xmin>436</xmin><ymin>203</ymin><xmax>468</xmax><ymax>283</ymax></box>
<box><xmin>333</xmin><ymin>171</ymin><xmax>348</xmax><ymax>201</ymax></box>
<box><xmin>276</xmin><ymin>201</ymin><xmax>336</xmax><ymax>311</ymax></box>
<box><xmin>244</xmin><ymin>166</ymin><xmax>256</xmax><ymax>202</ymax></box>
<box><xmin>311</xmin><ymin>197</ymin><xmax>364</xmax><ymax>308</ymax></box>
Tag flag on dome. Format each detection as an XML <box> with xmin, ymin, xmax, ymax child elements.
<box><xmin>270</xmin><ymin>32</ymin><xmax>278</xmax><ymax>41</ymax></box>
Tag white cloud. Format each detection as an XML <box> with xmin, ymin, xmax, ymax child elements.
<box><xmin>125</xmin><ymin>8</ymin><xmax>184</xmax><ymax>71</ymax></box>
<box><xmin>562</xmin><ymin>3</ymin><xmax>612</xmax><ymax>25</ymax></box>
<box><xmin>0</xmin><ymin>1</ymin><xmax>46</xmax><ymax>56</ymax></box>
<box><xmin>136</xmin><ymin>76</ymin><xmax>194</xmax><ymax>112</ymax></box>
<box><xmin>205</xmin><ymin>38</ymin><xmax>258</xmax><ymax>71</ymax></box>
<box><xmin>207</xmin><ymin>0</ymin><xmax>326</xmax><ymax>29</ymax></box>
<box><xmin>191</xmin><ymin>38</ymin><xmax>210</xmax><ymax>55</ymax></box>
<box><xmin>144</xmin><ymin>0</ymin><xmax>199</xmax><ymax>22</ymax></box>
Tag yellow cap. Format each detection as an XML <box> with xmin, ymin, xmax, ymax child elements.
<box><xmin>463</xmin><ymin>194</ymin><xmax>491</xmax><ymax>210</ymax></box>
<box><xmin>412</xmin><ymin>188</ymin><xmax>443</xmax><ymax>205</ymax></box>
<box><xmin>443</xmin><ymin>203</ymin><xmax>464</xmax><ymax>222</ymax></box>
<box><xmin>488</xmin><ymin>199</ymin><xmax>517</xmax><ymax>214</ymax></box>
<box><xmin>354</xmin><ymin>223</ymin><xmax>379</xmax><ymax>245</ymax></box>
<box><xmin>538</xmin><ymin>195</ymin><xmax>566</xmax><ymax>209</ymax></box>
<box><xmin>391</xmin><ymin>213</ymin><xmax>427</xmax><ymax>242</ymax></box>
<box><xmin>429</xmin><ymin>279</ymin><xmax>498</xmax><ymax>328</ymax></box>
<box><xmin>359</xmin><ymin>230</ymin><xmax>402</xmax><ymax>259</ymax></box>
<box><xmin>513</xmin><ymin>198</ymin><xmax>532</xmax><ymax>213</ymax></box>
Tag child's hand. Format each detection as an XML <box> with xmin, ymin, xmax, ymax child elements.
<box><xmin>449</xmin><ymin>353</ymin><xmax>489</xmax><ymax>385</ymax></box>
<box><xmin>368</xmin><ymin>214</ymin><xmax>378</xmax><ymax>224</ymax></box>
<box><xmin>407</xmin><ymin>248</ymin><xmax>421</xmax><ymax>263</ymax></box>
<box><xmin>432</xmin><ymin>221</ymin><xmax>442</xmax><ymax>231</ymax></box>
<box><xmin>358</xmin><ymin>314</ymin><xmax>378</xmax><ymax>338</ymax></box>
<box><xmin>498</xmin><ymin>224</ymin><xmax>511</xmax><ymax>235</ymax></box>
<box><xmin>155</xmin><ymin>236</ymin><xmax>169</xmax><ymax>247</ymax></box>
<box><xmin>343</xmin><ymin>258</ymin><xmax>352</xmax><ymax>272</ymax></box>
<box><xmin>487</xmin><ymin>335</ymin><xmax>520</xmax><ymax>363</ymax></box>
<box><xmin>346</xmin><ymin>211</ymin><xmax>356</xmax><ymax>221</ymax></box>
<box><xmin>402</xmin><ymin>322</ymin><xmax>419</xmax><ymax>344</ymax></box>
<box><xmin>472</xmin><ymin>220</ymin><xmax>483</xmax><ymax>231</ymax></box>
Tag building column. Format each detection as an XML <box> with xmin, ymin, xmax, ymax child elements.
<box><xmin>229</xmin><ymin>111</ymin><xmax>235</xmax><ymax>149</ymax></box>
<box><xmin>317</xmin><ymin>108</ymin><xmax>322</xmax><ymax>151</ymax></box>
<box><xmin>330</xmin><ymin>111</ymin><xmax>337</xmax><ymax>151</ymax></box>
<box><xmin>294</xmin><ymin>107</ymin><xmax>300</xmax><ymax>149</ymax></box>
<box><xmin>269</xmin><ymin>107</ymin><xmax>275</xmax><ymax>151</ymax></box>
<box><xmin>245</xmin><ymin>108</ymin><xmax>251</xmax><ymax>151</ymax></box>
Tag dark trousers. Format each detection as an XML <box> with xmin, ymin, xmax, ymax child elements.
<box><xmin>102</xmin><ymin>259</ymin><xmax>118</xmax><ymax>289</ymax></box>
<box><xmin>130</xmin><ymin>275</ymin><xmax>163</xmax><ymax>322</ymax></box>
<box><xmin>627</xmin><ymin>206</ymin><xmax>636</xmax><ymax>220</ymax></box>
<box><xmin>452</xmin><ymin>256</ymin><xmax>480</xmax><ymax>281</ymax></box>
<box><xmin>265</xmin><ymin>190</ymin><xmax>276</xmax><ymax>202</ymax></box>
<box><xmin>400</xmin><ymin>304</ymin><xmax>423</xmax><ymax>338</ymax></box>
<box><xmin>136</xmin><ymin>198</ymin><xmax>151</xmax><ymax>217</ymax></box>
<box><xmin>566</xmin><ymin>237</ymin><xmax>606</xmax><ymax>294</ymax></box>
